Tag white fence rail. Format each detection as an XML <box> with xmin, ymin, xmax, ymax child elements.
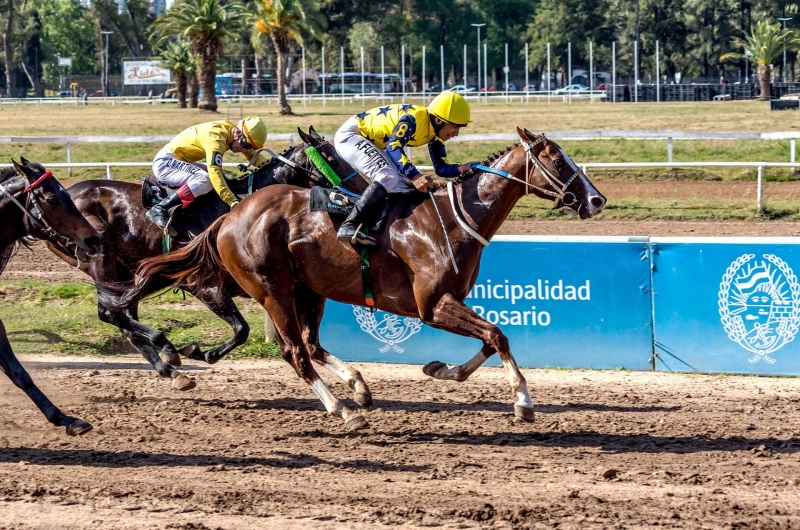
<box><xmin>0</xmin><ymin>91</ymin><xmax>607</xmax><ymax>107</ymax></box>
<box><xmin>0</xmin><ymin>160</ymin><xmax>795</xmax><ymax>215</ymax></box>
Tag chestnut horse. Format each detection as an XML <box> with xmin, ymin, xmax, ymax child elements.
<box><xmin>0</xmin><ymin>159</ymin><xmax>102</xmax><ymax>435</ymax></box>
<box><xmin>120</xmin><ymin>128</ymin><xmax>606</xmax><ymax>430</ymax></box>
<box><xmin>51</xmin><ymin>128</ymin><xmax>366</xmax><ymax>390</ymax></box>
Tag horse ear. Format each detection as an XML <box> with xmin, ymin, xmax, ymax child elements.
<box><xmin>296</xmin><ymin>127</ymin><xmax>312</xmax><ymax>145</ymax></box>
<box><xmin>515</xmin><ymin>127</ymin><xmax>528</xmax><ymax>143</ymax></box>
<box><xmin>19</xmin><ymin>156</ymin><xmax>30</xmax><ymax>166</ymax></box>
<box><xmin>308</xmin><ymin>125</ymin><xmax>322</xmax><ymax>140</ymax></box>
<box><xmin>11</xmin><ymin>159</ymin><xmax>32</xmax><ymax>182</ymax></box>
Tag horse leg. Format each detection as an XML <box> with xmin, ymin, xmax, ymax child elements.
<box><xmin>0</xmin><ymin>319</ymin><xmax>92</xmax><ymax>435</ymax></box>
<box><xmin>295</xmin><ymin>284</ymin><xmax>373</xmax><ymax>410</ymax></box>
<box><xmin>186</xmin><ymin>284</ymin><xmax>250</xmax><ymax>365</ymax></box>
<box><xmin>226</xmin><ymin>265</ymin><xmax>368</xmax><ymax>431</ymax></box>
<box><xmin>97</xmin><ymin>302</ymin><xmax>195</xmax><ymax>391</ymax></box>
<box><xmin>420</xmin><ymin>293</ymin><xmax>534</xmax><ymax>422</ymax></box>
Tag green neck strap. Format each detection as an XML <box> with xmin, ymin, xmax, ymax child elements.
<box><xmin>305</xmin><ymin>146</ymin><xmax>341</xmax><ymax>187</ymax></box>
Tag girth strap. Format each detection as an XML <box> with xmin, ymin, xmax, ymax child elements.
<box><xmin>359</xmin><ymin>247</ymin><xmax>376</xmax><ymax>311</ymax></box>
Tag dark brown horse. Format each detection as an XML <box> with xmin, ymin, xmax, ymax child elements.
<box><xmin>0</xmin><ymin>159</ymin><xmax>102</xmax><ymax>435</ymax></box>
<box><xmin>51</xmin><ymin>128</ymin><xmax>367</xmax><ymax>390</ymax></box>
<box><xmin>120</xmin><ymin>128</ymin><xmax>606</xmax><ymax>431</ymax></box>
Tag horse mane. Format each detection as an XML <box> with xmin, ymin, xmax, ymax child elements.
<box><xmin>0</xmin><ymin>166</ymin><xmax>17</xmax><ymax>184</ymax></box>
<box><xmin>452</xmin><ymin>144</ymin><xmax>517</xmax><ymax>184</ymax></box>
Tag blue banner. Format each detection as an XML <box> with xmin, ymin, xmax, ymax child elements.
<box><xmin>320</xmin><ymin>236</ymin><xmax>653</xmax><ymax>370</ymax></box>
<box><xmin>651</xmin><ymin>238</ymin><xmax>800</xmax><ymax>375</ymax></box>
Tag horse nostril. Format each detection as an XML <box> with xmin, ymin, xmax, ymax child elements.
<box><xmin>84</xmin><ymin>236</ymin><xmax>102</xmax><ymax>252</ymax></box>
<box><xmin>590</xmin><ymin>196</ymin><xmax>606</xmax><ymax>209</ymax></box>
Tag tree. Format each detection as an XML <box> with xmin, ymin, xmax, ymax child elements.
<box><xmin>254</xmin><ymin>0</ymin><xmax>325</xmax><ymax>115</ymax></box>
<box><xmin>721</xmin><ymin>20</ymin><xmax>793</xmax><ymax>99</ymax></box>
<box><xmin>153</xmin><ymin>0</ymin><xmax>248</xmax><ymax>112</ymax></box>
<box><xmin>1</xmin><ymin>0</ymin><xmax>16</xmax><ymax>97</ymax></box>
<box><xmin>157</xmin><ymin>40</ymin><xmax>193</xmax><ymax>107</ymax></box>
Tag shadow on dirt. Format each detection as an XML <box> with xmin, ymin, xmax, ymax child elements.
<box><xmin>0</xmin><ymin>448</ymin><xmax>430</xmax><ymax>473</ymax></box>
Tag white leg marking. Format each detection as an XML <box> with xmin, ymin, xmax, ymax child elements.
<box><xmin>309</xmin><ymin>379</ymin><xmax>344</xmax><ymax>418</ymax></box>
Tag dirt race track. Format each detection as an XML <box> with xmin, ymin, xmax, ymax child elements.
<box><xmin>1</xmin><ymin>356</ymin><xmax>800</xmax><ymax>529</ymax></box>
<box><xmin>3</xmin><ymin>218</ymin><xmax>800</xmax><ymax>529</ymax></box>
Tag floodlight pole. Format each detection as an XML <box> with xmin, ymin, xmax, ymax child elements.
<box><xmin>101</xmin><ymin>31</ymin><xmax>113</xmax><ymax>97</ymax></box>
<box><xmin>779</xmin><ymin>17</ymin><xmax>793</xmax><ymax>82</ymax></box>
<box><xmin>471</xmin><ymin>23</ymin><xmax>485</xmax><ymax>96</ymax></box>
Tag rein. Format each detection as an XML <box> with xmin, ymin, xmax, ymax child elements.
<box><xmin>0</xmin><ymin>170</ymin><xmax>91</xmax><ymax>258</ymax></box>
<box><xmin>447</xmin><ymin>134</ymin><xmax>584</xmax><ymax>247</ymax></box>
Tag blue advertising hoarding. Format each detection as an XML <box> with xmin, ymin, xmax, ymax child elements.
<box><xmin>651</xmin><ymin>237</ymin><xmax>800</xmax><ymax>375</ymax></box>
<box><xmin>319</xmin><ymin>236</ymin><xmax>654</xmax><ymax>370</ymax></box>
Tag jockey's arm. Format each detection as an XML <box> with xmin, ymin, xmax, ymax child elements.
<box><xmin>201</xmin><ymin>129</ymin><xmax>238</xmax><ymax>207</ymax></box>
<box><xmin>386</xmin><ymin>115</ymin><xmax>422</xmax><ymax>179</ymax></box>
<box><xmin>428</xmin><ymin>139</ymin><xmax>461</xmax><ymax>179</ymax></box>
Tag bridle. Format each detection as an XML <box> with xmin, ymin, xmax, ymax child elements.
<box><xmin>0</xmin><ymin>170</ymin><xmax>94</xmax><ymax>258</ymax></box>
<box><xmin>446</xmin><ymin>134</ymin><xmax>585</xmax><ymax>247</ymax></box>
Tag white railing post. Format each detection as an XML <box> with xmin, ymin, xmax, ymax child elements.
<box><xmin>106</xmin><ymin>165</ymin><xmax>113</xmax><ymax>180</ymax></box>
<box><xmin>582</xmin><ymin>164</ymin><xmax>588</xmax><ymax>178</ymax></box>
<box><xmin>66</xmin><ymin>142</ymin><xmax>72</xmax><ymax>178</ymax></box>
<box><xmin>792</xmin><ymin>138</ymin><xmax>796</xmax><ymax>173</ymax></box>
<box><xmin>757</xmin><ymin>164</ymin><xmax>764</xmax><ymax>215</ymax></box>
<box><xmin>667</xmin><ymin>136</ymin><xmax>673</xmax><ymax>170</ymax></box>
<box><xmin>264</xmin><ymin>314</ymin><xmax>276</xmax><ymax>342</ymax></box>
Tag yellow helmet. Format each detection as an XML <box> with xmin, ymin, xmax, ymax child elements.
<box><xmin>237</xmin><ymin>116</ymin><xmax>267</xmax><ymax>149</ymax></box>
<box><xmin>427</xmin><ymin>91</ymin><xmax>471</xmax><ymax>126</ymax></box>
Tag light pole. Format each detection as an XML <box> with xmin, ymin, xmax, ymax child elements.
<box><xmin>101</xmin><ymin>31</ymin><xmax>113</xmax><ymax>96</ymax></box>
<box><xmin>471</xmin><ymin>23</ymin><xmax>485</xmax><ymax>93</ymax></box>
<box><xmin>778</xmin><ymin>17</ymin><xmax>792</xmax><ymax>82</ymax></box>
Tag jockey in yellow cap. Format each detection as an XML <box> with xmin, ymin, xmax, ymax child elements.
<box><xmin>333</xmin><ymin>91</ymin><xmax>479</xmax><ymax>246</ymax></box>
<box><xmin>147</xmin><ymin>116</ymin><xmax>268</xmax><ymax>234</ymax></box>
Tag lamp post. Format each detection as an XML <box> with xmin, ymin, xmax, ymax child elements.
<box><xmin>778</xmin><ymin>17</ymin><xmax>793</xmax><ymax>82</ymax></box>
<box><xmin>471</xmin><ymin>23</ymin><xmax>485</xmax><ymax>94</ymax></box>
<box><xmin>101</xmin><ymin>31</ymin><xmax>113</xmax><ymax>97</ymax></box>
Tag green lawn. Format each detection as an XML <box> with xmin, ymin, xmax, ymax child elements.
<box><xmin>0</xmin><ymin>280</ymin><xmax>281</xmax><ymax>360</ymax></box>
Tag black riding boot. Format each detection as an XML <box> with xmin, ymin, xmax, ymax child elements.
<box><xmin>337</xmin><ymin>182</ymin><xmax>388</xmax><ymax>246</ymax></box>
<box><xmin>146</xmin><ymin>193</ymin><xmax>182</xmax><ymax>235</ymax></box>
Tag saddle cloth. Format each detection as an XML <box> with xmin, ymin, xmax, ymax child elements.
<box><xmin>308</xmin><ymin>186</ymin><xmax>391</xmax><ymax>232</ymax></box>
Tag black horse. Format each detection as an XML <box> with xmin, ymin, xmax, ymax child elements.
<box><xmin>1</xmin><ymin>159</ymin><xmax>102</xmax><ymax>435</ymax></box>
<box><xmin>49</xmin><ymin>127</ymin><xmax>366</xmax><ymax>390</ymax></box>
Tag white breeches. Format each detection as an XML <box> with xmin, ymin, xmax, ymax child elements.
<box><xmin>151</xmin><ymin>146</ymin><xmax>214</xmax><ymax>197</ymax></box>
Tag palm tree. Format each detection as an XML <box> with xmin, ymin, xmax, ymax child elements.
<box><xmin>157</xmin><ymin>40</ymin><xmax>193</xmax><ymax>108</ymax></box>
<box><xmin>153</xmin><ymin>0</ymin><xmax>248</xmax><ymax>112</ymax></box>
<box><xmin>254</xmin><ymin>0</ymin><xmax>325</xmax><ymax>115</ymax></box>
<box><xmin>187</xmin><ymin>58</ymin><xmax>199</xmax><ymax>108</ymax></box>
<box><xmin>721</xmin><ymin>21</ymin><xmax>794</xmax><ymax>100</ymax></box>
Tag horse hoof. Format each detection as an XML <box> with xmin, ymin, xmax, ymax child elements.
<box><xmin>172</xmin><ymin>372</ymin><xmax>196</xmax><ymax>391</ymax></box>
<box><xmin>345</xmin><ymin>414</ymin><xmax>369</xmax><ymax>432</ymax></box>
<box><xmin>423</xmin><ymin>361</ymin><xmax>446</xmax><ymax>378</ymax></box>
<box><xmin>159</xmin><ymin>347</ymin><xmax>181</xmax><ymax>367</ymax></box>
<box><xmin>514</xmin><ymin>404</ymin><xmax>535</xmax><ymax>423</ymax></box>
<box><xmin>180</xmin><ymin>342</ymin><xmax>202</xmax><ymax>360</ymax></box>
<box><xmin>65</xmin><ymin>419</ymin><xmax>93</xmax><ymax>436</ymax></box>
<box><xmin>354</xmin><ymin>391</ymin><xmax>374</xmax><ymax>411</ymax></box>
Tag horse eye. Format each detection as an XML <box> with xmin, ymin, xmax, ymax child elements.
<box><xmin>553</xmin><ymin>158</ymin><xmax>564</xmax><ymax>169</ymax></box>
<box><xmin>45</xmin><ymin>195</ymin><xmax>59</xmax><ymax>205</ymax></box>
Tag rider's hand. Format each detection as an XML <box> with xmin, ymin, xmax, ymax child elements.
<box><xmin>412</xmin><ymin>174</ymin><xmax>434</xmax><ymax>193</ymax></box>
<box><xmin>458</xmin><ymin>161</ymin><xmax>480</xmax><ymax>174</ymax></box>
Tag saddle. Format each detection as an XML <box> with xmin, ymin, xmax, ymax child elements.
<box><xmin>308</xmin><ymin>186</ymin><xmax>391</xmax><ymax>232</ymax></box>
<box><xmin>141</xmin><ymin>175</ymin><xmax>169</xmax><ymax>208</ymax></box>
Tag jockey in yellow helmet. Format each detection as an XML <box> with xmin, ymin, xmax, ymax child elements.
<box><xmin>333</xmin><ymin>91</ymin><xmax>479</xmax><ymax>246</ymax></box>
<box><xmin>147</xmin><ymin>116</ymin><xmax>268</xmax><ymax>234</ymax></box>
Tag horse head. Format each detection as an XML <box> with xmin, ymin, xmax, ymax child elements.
<box><xmin>11</xmin><ymin>158</ymin><xmax>102</xmax><ymax>260</ymax></box>
<box><xmin>516</xmin><ymin>128</ymin><xmax>606</xmax><ymax>219</ymax></box>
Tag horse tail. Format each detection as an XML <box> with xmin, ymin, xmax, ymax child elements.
<box><xmin>104</xmin><ymin>217</ymin><xmax>229</xmax><ymax>310</ymax></box>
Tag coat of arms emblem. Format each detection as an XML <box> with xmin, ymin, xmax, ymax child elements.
<box><xmin>719</xmin><ymin>253</ymin><xmax>800</xmax><ymax>363</ymax></box>
<box><xmin>352</xmin><ymin>306</ymin><xmax>423</xmax><ymax>352</ymax></box>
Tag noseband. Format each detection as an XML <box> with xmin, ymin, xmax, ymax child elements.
<box><xmin>446</xmin><ymin>135</ymin><xmax>584</xmax><ymax>247</ymax></box>
<box><xmin>0</xmin><ymin>170</ymin><xmax>92</xmax><ymax>257</ymax></box>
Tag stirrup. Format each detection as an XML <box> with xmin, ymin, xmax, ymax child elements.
<box><xmin>350</xmin><ymin>223</ymin><xmax>377</xmax><ymax>246</ymax></box>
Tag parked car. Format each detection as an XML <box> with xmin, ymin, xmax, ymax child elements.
<box><xmin>553</xmin><ymin>84</ymin><xmax>589</xmax><ymax>94</ymax></box>
<box><xmin>500</xmin><ymin>83</ymin><xmax>517</xmax><ymax>91</ymax></box>
<box><xmin>450</xmin><ymin>84</ymin><xmax>476</xmax><ymax>93</ymax></box>
<box><xmin>596</xmin><ymin>83</ymin><xmax>607</xmax><ymax>90</ymax></box>
<box><xmin>423</xmin><ymin>84</ymin><xmax>440</xmax><ymax>93</ymax></box>
<box><xmin>87</xmin><ymin>89</ymin><xmax>118</xmax><ymax>97</ymax></box>
<box><xmin>57</xmin><ymin>90</ymin><xmax>73</xmax><ymax>98</ymax></box>
<box><xmin>521</xmin><ymin>84</ymin><xmax>538</xmax><ymax>92</ymax></box>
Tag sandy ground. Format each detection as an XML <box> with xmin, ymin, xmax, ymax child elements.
<box><xmin>1</xmin><ymin>355</ymin><xmax>799</xmax><ymax>529</ymax></box>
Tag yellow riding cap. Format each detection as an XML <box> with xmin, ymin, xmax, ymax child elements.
<box><xmin>237</xmin><ymin>116</ymin><xmax>267</xmax><ymax>149</ymax></box>
<box><xmin>427</xmin><ymin>91</ymin><xmax>471</xmax><ymax>126</ymax></box>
